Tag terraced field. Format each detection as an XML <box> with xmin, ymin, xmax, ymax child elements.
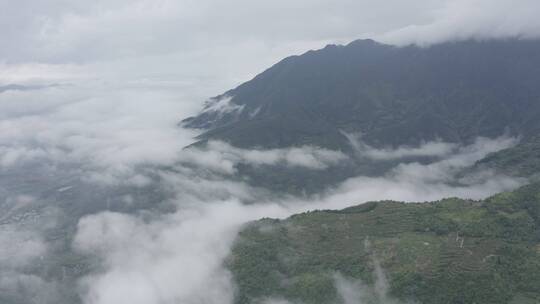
<box><xmin>228</xmin><ymin>184</ymin><xmax>540</xmax><ymax>304</ymax></box>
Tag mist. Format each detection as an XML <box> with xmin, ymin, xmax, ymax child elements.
<box><xmin>1</xmin><ymin>1</ymin><xmax>538</xmax><ymax>302</ymax></box>
<box><xmin>71</xmin><ymin>138</ymin><xmax>523</xmax><ymax>303</ymax></box>
<box><xmin>0</xmin><ymin>79</ymin><xmax>528</xmax><ymax>303</ymax></box>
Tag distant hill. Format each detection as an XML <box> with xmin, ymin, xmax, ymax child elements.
<box><xmin>183</xmin><ymin>39</ymin><xmax>540</xmax><ymax>151</ymax></box>
<box><xmin>229</xmin><ymin>183</ymin><xmax>540</xmax><ymax>304</ymax></box>
<box><xmin>475</xmin><ymin>136</ymin><xmax>540</xmax><ymax>178</ymax></box>
<box><xmin>0</xmin><ymin>83</ymin><xmax>60</xmax><ymax>93</ymax></box>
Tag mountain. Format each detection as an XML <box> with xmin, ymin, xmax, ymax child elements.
<box><xmin>229</xmin><ymin>183</ymin><xmax>540</xmax><ymax>304</ymax></box>
<box><xmin>0</xmin><ymin>83</ymin><xmax>59</xmax><ymax>93</ymax></box>
<box><xmin>475</xmin><ymin>136</ymin><xmax>540</xmax><ymax>178</ymax></box>
<box><xmin>183</xmin><ymin>39</ymin><xmax>540</xmax><ymax>151</ymax></box>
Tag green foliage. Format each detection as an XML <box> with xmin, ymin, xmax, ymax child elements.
<box><xmin>477</xmin><ymin>138</ymin><xmax>540</xmax><ymax>177</ymax></box>
<box><xmin>229</xmin><ymin>184</ymin><xmax>540</xmax><ymax>304</ymax></box>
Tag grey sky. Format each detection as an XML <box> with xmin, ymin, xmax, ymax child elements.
<box><xmin>2</xmin><ymin>0</ymin><xmax>539</xmax><ymax>100</ymax></box>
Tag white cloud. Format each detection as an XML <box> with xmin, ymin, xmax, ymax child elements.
<box><xmin>0</xmin><ymin>84</ymin><xmax>200</xmax><ymax>184</ymax></box>
<box><xmin>378</xmin><ymin>0</ymin><xmax>540</xmax><ymax>46</ymax></box>
<box><xmin>7</xmin><ymin>0</ymin><xmax>539</xmax><ymax>98</ymax></box>
<box><xmin>0</xmin><ymin>146</ymin><xmax>49</xmax><ymax>167</ymax></box>
<box><xmin>1</xmin><ymin>2</ymin><xmax>538</xmax><ymax>303</ymax></box>
<box><xmin>344</xmin><ymin>132</ymin><xmax>458</xmax><ymax>160</ymax></box>
<box><xmin>201</xmin><ymin>96</ymin><xmax>244</xmax><ymax>117</ymax></box>
<box><xmin>389</xmin><ymin>136</ymin><xmax>518</xmax><ymax>183</ymax></box>
<box><xmin>0</xmin><ymin>273</ymin><xmax>61</xmax><ymax>303</ymax></box>
<box><xmin>0</xmin><ymin>0</ymin><xmax>440</xmax><ymax>64</ymax></box>
<box><xmin>2</xmin><ymin>0</ymin><xmax>539</xmax><ymax>71</ymax></box>
<box><xmin>0</xmin><ymin>226</ymin><xmax>47</xmax><ymax>268</ymax></box>
<box><xmin>71</xmin><ymin>136</ymin><xmax>524</xmax><ymax>304</ymax></box>
<box><xmin>74</xmin><ymin>201</ymin><xmax>287</xmax><ymax>304</ymax></box>
<box><xmin>0</xmin><ymin>74</ymin><xmax>524</xmax><ymax>304</ymax></box>
<box><xmin>181</xmin><ymin>141</ymin><xmax>348</xmax><ymax>174</ymax></box>
<box><xmin>0</xmin><ymin>84</ymin><xmax>348</xmax><ymax>184</ymax></box>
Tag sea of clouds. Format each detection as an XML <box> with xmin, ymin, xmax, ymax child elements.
<box><xmin>0</xmin><ymin>82</ymin><xmax>526</xmax><ymax>304</ymax></box>
<box><xmin>2</xmin><ymin>1</ymin><xmax>539</xmax><ymax>301</ymax></box>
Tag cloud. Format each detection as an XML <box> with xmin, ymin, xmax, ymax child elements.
<box><xmin>5</xmin><ymin>0</ymin><xmax>540</xmax><ymax>100</ymax></box>
<box><xmin>0</xmin><ymin>225</ymin><xmax>47</xmax><ymax>269</ymax></box>
<box><xmin>0</xmin><ymin>83</ymin><xmax>200</xmax><ymax>184</ymax></box>
<box><xmin>0</xmin><ymin>76</ymin><xmax>524</xmax><ymax>304</ymax></box>
<box><xmin>344</xmin><ymin>132</ymin><xmax>458</xmax><ymax>160</ymax></box>
<box><xmin>2</xmin><ymin>0</ymin><xmax>539</xmax><ymax>72</ymax></box>
<box><xmin>0</xmin><ymin>195</ymin><xmax>62</xmax><ymax>304</ymax></box>
<box><xmin>365</xmin><ymin>141</ymin><xmax>457</xmax><ymax>160</ymax></box>
<box><xmin>378</xmin><ymin>0</ymin><xmax>540</xmax><ymax>46</ymax></box>
<box><xmin>201</xmin><ymin>96</ymin><xmax>245</xmax><ymax>117</ymax></box>
<box><xmin>0</xmin><ymin>146</ymin><xmax>49</xmax><ymax>167</ymax></box>
<box><xmin>389</xmin><ymin>136</ymin><xmax>518</xmax><ymax>183</ymax></box>
<box><xmin>334</xmin><ymin>269</ymin><xmax>404</xmax><ymax>304</ymax></box>
<box><xmin>181</xmin><ymin>141</ymin><xmax>349</xmax><ymax>174</ymax></box>
<box><xmin>70</xmin><ymin>135</ymin><xmax>525</xmax><ymax>304</ymax></box>
<box><xmin>331</xmin><ymin>238</ymin><xmax>412</xmax><ymax>304</ymax></box>
<box><xmin>0</xmin><ymin>84</ymin><xmax>348</xmax><ymax>186</ymax></box>
<box><xmin>0</xmin><ymin>0</ymin><xmax>440</xmax><ymax>64</ymax></box>
<box><xmin>74</xmin><ymin>201</ymin><xmax>287</xmax><ymax>304</ymax></box>
<box><xmin>0</xmin><ymin>64</ymin><xmax>527</xmax><ymax>304</ymax></box>
<box><xmin>0</xmin><ymin>273</ymin><xmax>61</xmax><ymax>304</ymax></box>
<box><xmin>334</xmin><ymin>273</ymin><xmax>394</xmax><ymax>304</ymax></box>
<box><xmin>305</xmin><ymin>137</ymin><xmax>523</xmax><ymax>211</ymax></box>
<box><xmin>0</xmin><ymin>3</ymin><xmax>537</xmax><ymax>301</ymax></box>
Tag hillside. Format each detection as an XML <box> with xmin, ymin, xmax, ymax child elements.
<box><xmin>183</xmin><ymin>39</ymin><xmax>540</xmax><ymax>151</ymax></box>
<box><xmin>228</xmin><ymin>184</ymin><xmax>540</xmax><ymax>304</ymax></box>
<box><xmin>475</xmin><ymin>136</ymin><xmax>540</xmax><ymax>178</ymax></box>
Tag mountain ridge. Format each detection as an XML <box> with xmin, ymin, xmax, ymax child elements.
<box><xmin>183</xmin><ymin>38</ymin><xmax>540</xmax><ymax>151</ymax></box>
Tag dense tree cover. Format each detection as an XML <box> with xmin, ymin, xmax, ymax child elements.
<box><xmin>228</xmin><ymin>184</ymin><xmax>540</xmax><ymax>304</ymax></box>
<box><xmin>184</xmin><ymin>39</ymin><xmax>540</xmax><ymax>151</ymax></box>
<box><xmin>476</xmin><ymin>136</ymin><xmax>540</xmax><ymax>178</ymax></box>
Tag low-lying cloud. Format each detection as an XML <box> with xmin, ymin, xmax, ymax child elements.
<box><xmin>0</xmin><ymin>84</ymin><xmax>349</xmax><ymax>187</ymax></box>
<box><xmin>332</xmin><ymin>238</ymin><xmax>411</xmax><ymax>304</ymax></box>
<box><xmin>71</xmin><ymin>136</ymin><xmax>524</xmax><ymax>304</ymax></box>
<box><xmin>0</xmin><ymin>195</ymin><xmax>62</xmax><ymax>303</ymax></box>
<box><xmin>1</xmin><ymin>2</ymin><xmax>538</xmax><ymax>301</ymax></box>
<box><xmin>0</xmin><ymin>77</ymin><xmax>528</xmax><ymax>304</ymax></box>
<box><xmin>181</xmin><ymin>140</ymin><xmax>348</xmax><ymax>174</ymax></box>
<box><xmin>344</xmin><ymin>132</ymin><xmax>458</xmax><ymax>160</ymax></box>
<box><xmin>0</xmin><ymin>84</ymin><xmax>198</xmax><ymax>184</ymax></box>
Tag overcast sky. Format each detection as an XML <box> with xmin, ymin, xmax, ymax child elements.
<box><xmin>2</xmin><ymin>0</ymin><xmax>540</xmax><ymax>103</ymax></box>
<box><xmin>1</xmin><ymin>2</ymin><xmax>537</xmax><ymax>303</ymax></box>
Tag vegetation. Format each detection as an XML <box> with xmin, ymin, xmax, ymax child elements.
<box><xmin>476</xmin><ymin>137</ymin><xmax>540</xmax><ymax>178</ymax></box>
<box><xmin>184</xmin><ymin>39</ymin><xmax>540</xmax><ymax>151</ymax></box>
<box><xmin>228</xmin><ymin>184</ymin><xmax>540</xmax><ymax>304</ymax></box>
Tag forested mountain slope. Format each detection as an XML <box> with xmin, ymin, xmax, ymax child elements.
<box><xmin>229</xmin><ymin>183</ymin><xmax>540</xmax><ymax>304</ymax></box>
<box><xmin>183</xmin><ymin>39</ymin><xmax>540</xmax><ymax>151</ymax></box>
